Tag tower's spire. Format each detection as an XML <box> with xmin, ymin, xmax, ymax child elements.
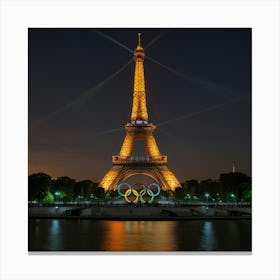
<box><xmin>131</xmin><ymin>33</ymin><xmax>148</xmax><ymax>122</ymax></box>
<box><xmin>138</xmin><ymin>32</ymin><xmax>141</xmax><ymax>47</ymax></box>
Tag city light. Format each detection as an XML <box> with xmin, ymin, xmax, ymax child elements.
<box><xmin>205</xmin><ymin>193</ymin><xmax>210</xmax><ymax>209</ymax></box>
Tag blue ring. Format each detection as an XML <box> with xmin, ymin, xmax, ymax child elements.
<box><xmin>117</xmin><ymin>182</ymin><xmax>132</xmax><ymax>197</ymax></box>
<box><xmin>147</xmin><ymin>183</ymin><xmax>160</xmax><ymax>197</ymax></box>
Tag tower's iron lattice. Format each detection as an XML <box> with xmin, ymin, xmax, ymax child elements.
<box><xmin>99</xmin><ymin>34</ymin><xmax>181</xmax><ymax>192</ymax></box>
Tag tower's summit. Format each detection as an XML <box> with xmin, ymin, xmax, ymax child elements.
<box><xmin>134</xmin><ymin>33</ymin><xmax>144</xmax><ymax>59</ymax></box>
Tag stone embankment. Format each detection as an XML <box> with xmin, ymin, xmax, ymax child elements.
<box><xmin>28</xmin><ymin>204</ymin><xmax>251</xmax><ymax>220</ymax></box>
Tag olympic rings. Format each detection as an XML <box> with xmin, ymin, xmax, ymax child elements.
<box><xmin>117</xmin><ymin>182</ymin><xmax>161</xmax><ymax>203</ymax></box>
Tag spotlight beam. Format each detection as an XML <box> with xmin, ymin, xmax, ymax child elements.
<box><xmin>145</xmin><ymin>29</ymin><xmax>170</xmax><ymax>50</ymax></box>
<box><xmin>97</xmin><ymin>95</ymin><xmax>249</xmax><ymax>136</ymax></box>
<box><xmin>146</xmin><ymin>56</ymin><xmax>239</xmax><ymax>99</ymax></box>
<box><xmin>92</xmin><ymin>30</ymin><xmax>241</xmax><ymax>99</ymax></box>
<box><xmin>157</xmin><ymin>95</ymin><xmax>249</xmax><ymax>127</ymax></box>
<box><xmin>30</xmin><ymin>59</ymin><xmax>133</xmax><ymax>129</ymax></box>
<box><xmin>91</xmin><ymin>29</ymin><xmax>134</xmax><ymax>54</ymax></box>
<box><xmin>96</xmin><ymin>127</ymin><xmax>125</xmax><ymax>135</ymax></box>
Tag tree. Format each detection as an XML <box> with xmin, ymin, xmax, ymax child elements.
<box><xmin>183</xmin><ymin>179</ymin><xmax>198</xmax><ymax>196</ymax></box>
<box><xmin>51</xmin><ymin>176</ymin><xmax>76</xmax><ymax>202</ymax></box>
<box><xmin>108</xmin><ymin>190</ymin><xmax>118</xmax><ymax>198</ymax></box>
<box><xmin>239</xmin><ymin>181</ymin><xmax>252</xmax><ymax>202</ymax></box>
<box><xmin>42</xmin><ymin>191</ymin><xmax>54</xmax><ymax>203</ymax></box>
<box><xmin>73</xmin><ymin>180</ymin><xmax>98</xmax><ymax>200</ymax></box>
<box><xmin>219</xmin><ymin>172</ymin><xmax>251</xmax><ymax>201</ymax></box>
<box><xmin>174</xmin><ymin>187</ymin><xmax>186</xmax><ymax>200</ymax></box>
<box><xmin>28</xmin><ymin>173</ymin><xmax>52</xmax><ymax>201</ymax></box>
<box><xmin>94</xmin><ymin>187</ymin><xmax>105</xmax><ymax>199</ymax></box>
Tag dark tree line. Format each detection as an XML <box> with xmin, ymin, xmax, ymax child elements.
<box><xmin>28</xmin><ymin>172</ymin><xmax>251</xmax><ymax>203</ymax></box>
<box><xmin>174</xmin><ymin>172</ymin><xmax>251</xmax><ymax>202</ymax></box>
<box><xmin>28</xmin><ymin>173</ymin><xmax>104</xmax><ymax>202</ymax></box>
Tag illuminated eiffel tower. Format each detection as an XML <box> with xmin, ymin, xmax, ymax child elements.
<box><xmin>99</xmin><ymin>34</ymin><xmax>181</xmax><ymax>192</ymax></box>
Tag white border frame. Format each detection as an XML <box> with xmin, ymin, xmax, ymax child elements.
<box><xmin>1</xmin><ymin>0</ymin><xmax>279</xmax><ymax>279</ymax></box>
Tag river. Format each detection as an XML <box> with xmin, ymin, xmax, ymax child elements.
<box><xmin>28</xmin><ymin>219</ymin><xmax>251</xmax><ymax>251</ymax></box>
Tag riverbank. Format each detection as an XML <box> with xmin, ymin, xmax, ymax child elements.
<box><xmin>29</xmin><ymin>204</ymin><xmax>251</xmax><ymax>220</ymax></box>
<box><xmin>28</xmin><ymin>215</ymin><xmax>251</xmax><ymax>220</ymax></box>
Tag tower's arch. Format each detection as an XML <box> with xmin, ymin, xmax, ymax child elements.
<box><xmin>112</xmin><ymin>170</ymin><xmax>163</xmax><ymax>188</ymax></box>
<box><xmin>100</xmin><ymin>165</ymin><xmax>180</xmax><ymax>192</ymax></box>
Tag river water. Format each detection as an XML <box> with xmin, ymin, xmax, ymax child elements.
<box><xmin>28</xmin><ymin>219</ymin><xmax>251</xmax><ymax>252</ymax></box>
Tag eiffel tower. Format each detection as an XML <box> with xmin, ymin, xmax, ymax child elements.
<box><xmin>99</xmin><ymin>33</ymin><xmax>181</xmax><ymax>192</ymax></box>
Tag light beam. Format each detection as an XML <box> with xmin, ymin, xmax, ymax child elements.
<box><xmin>157</xmin><ymin>95</ymin><xmax>249</xmax><ymax>127</ymax></box>
<box><xmin>145</xmin><ymin>29</ymin><xmax>170</xmax><ymax>49</ymax></box>
<box><xmin>91</xmin><ymin>29</ymin><xmax>134</xmax><ymax>54</ymax></box>
<box><xmin>30</xmin><ymin>59</ymin><xmax>133</xmax><ymax>129</ymax></box>
<box><xmin>92</xmin><ymin>30</ymin><xmax>241</xmax><ymax>99</ymax></box>
<box><xmin>146</xmin><ymin>55</ymin><xmax>239</xmax><ymax>99</ymax></box>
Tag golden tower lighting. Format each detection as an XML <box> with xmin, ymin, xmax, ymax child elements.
<box><xmin>99</xmin><ymin>33</ymin><xmax>181</xmax><ymax>192</ymax></box>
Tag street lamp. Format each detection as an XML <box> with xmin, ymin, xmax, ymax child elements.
<box><xmin>216</xmin><ymin>192</ymin><xmax>223</xmax><ymax>203</ymax></box>
<box><xmin>54</xmin><ymin>191</ymin><xmax>60</xmax><ymax>203</ymax></box>
<box><xmin>230</xmin><ymin>193</ymin><xmax>236</xmax><ymax>205</ymax></box>
<box><xmin>205</xmin><ymin>192</ymin><xmax>210</xmax><ymax>209</ymax></box>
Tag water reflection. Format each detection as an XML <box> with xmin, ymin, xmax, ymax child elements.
<box><xmin>200</xmin><ymin>221</ymin><xmax>217</xmax><ymax>251</ymax></box>
<box><xmin>47</xmin><ymin>219</ymin><xmax>63</xmax><ymax>250</ymax></box>
<box><xmin>28</xmin><ymin>219</ymin><xmax>251</xmax><ymax>251</ymax></box>
<box><xmin>35</xmin><ymin>219</ymin><xmax>40</xmax><ymax>236</ymax></box>
<box><xmin>101</xmin><ymin>221</ymin><xmax>177</xmax><ymax>251</ymax></box>
<box><xmin>50</xmin><ymin>219</ymin><xmax>60</xmax><ymax>233</ymax></box>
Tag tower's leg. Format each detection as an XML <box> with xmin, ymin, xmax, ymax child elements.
<box><xmin>155</xmin><ymin>166</ymin><xmax>181</xmax><ymax>192</ymax></box>
<box><xmin>145</xmin><ymin>135</ymin><xmax>161</xmax><ymax>157</ymax></box>
<box><xmin>99</xmin><ymin>166</ymin><xmax>124</xmax><ymax>192</ymax></box>
<box><xmin>119</xmin><ymin>134</ymin><xmax>135</xmax><ymax>157</ymax></box>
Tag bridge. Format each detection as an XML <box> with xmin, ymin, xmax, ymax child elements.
<box><xmin>28</xmin><ymin>202</ymin><xmax>251</xmax><ymax>218</ymax></box>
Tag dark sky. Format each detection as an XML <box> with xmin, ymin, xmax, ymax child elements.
<box><xmin>28</xmin><ymin>28</ymin><xmax>251</xmax><ymax>182</ymax></box>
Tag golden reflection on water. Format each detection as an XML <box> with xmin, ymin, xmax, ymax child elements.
<box><xmin>100</xmin><ymin>221</ymin><xmax>177</xmax><ymax>251</ymax></box>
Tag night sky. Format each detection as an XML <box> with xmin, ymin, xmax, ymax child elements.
<box><xmin>28</xmin><ymin>28</ymin><xmax>251</xmax><ymax>183</ymax></box>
